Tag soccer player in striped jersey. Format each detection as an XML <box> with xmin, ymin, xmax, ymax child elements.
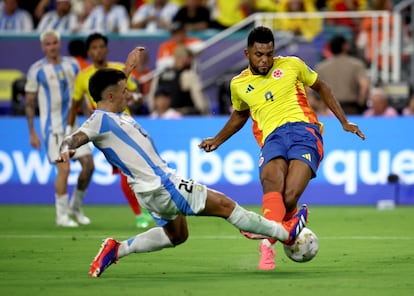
<box><xmin>199</xmin><ymin>26</ymin><xmax>366</xmax><ymax>270</ymax></box>
<box><xmin>25</xmin><ymin>30</ymin><xmax>94</xmax><ymax>227</ymax></box>
<box><xmin>67</xmin><ymin>32</ymin><xmax>153</xmax><ymax>229</ymax></box>
<box><xmin>57</xmin><ymin>53</ymin><xmax>309</xmax><ymax>277</ymax></box>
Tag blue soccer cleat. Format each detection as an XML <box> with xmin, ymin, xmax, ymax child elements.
<box><xmin>282</xmin><ymin>204</ymin><xmax>308</xmax><ymax>245</ymax></box>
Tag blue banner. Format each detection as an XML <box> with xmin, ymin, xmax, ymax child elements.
<box><xmin>0</xmin><ymin>117</ymin><xmax>413</xmax><ymax>205</ymax></box>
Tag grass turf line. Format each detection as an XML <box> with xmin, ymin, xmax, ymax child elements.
<box><xmin>0</xmin><ymin>205</ymin><xmax>413</xmax><ymax>296</ymax></box>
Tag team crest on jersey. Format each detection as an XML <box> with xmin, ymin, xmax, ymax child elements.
<box><xmin>58</xmin><ymin>70</ymin><xmax>64</xmax><ymax>80</ymax></box>
<box><xmin>272</xmin><ymin>69</ymin><xmax>284</xmax><ymax>80</ymax></box>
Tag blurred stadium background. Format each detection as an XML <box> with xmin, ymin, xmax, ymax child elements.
<box><xmin>0</xmin><ymin>0</ymin><xmax>413</xmax><ymax>207</ymax></box>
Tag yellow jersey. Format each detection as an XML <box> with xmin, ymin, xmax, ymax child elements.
<box><xmin>230</xmin><ymin>56</ymin><xmax>319</xmax><ymax>147</ymax></box>
<box><xmin>73</xmin><ymin>62</ymin><xmax>137</xmax><ymax>110</ymax></box>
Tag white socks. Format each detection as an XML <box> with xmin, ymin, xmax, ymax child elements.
<box><xmin>227</xmin><ymin>204</ymin><xmax>288</xmax><ymax>241</ymax></box>
<box><xmin>70</xmin><ymin>188</ymin><xmax>86</xmax><ymax>211</ymax></box>
<box><xmin>116</xmin><ymin>205</ymin><xmax>288</xmax><ymax>260</ymax></box>
<box><xmin>55</xmin><ymin>193</ymin><xmax>69</xmax><ymax>217</ymax></box>
<box><xmin>118</xmin><ymin>227</ymin><xmax>174</xmax><ymax>258</ymax></box>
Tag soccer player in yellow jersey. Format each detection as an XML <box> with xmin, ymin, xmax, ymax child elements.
<box><xmin>67</xmin><ymin>32</ymin><xmax>153</xmax><ymax>229</ymax></box>
<box><xmin>199</xmin><ymin>26</ymin><xmax>366</xmax><ymax>270</ymax></box>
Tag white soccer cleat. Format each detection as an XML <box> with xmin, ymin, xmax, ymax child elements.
<box><xmin>70</xmin><ymin>208</ymin><xmax>91</xmax><ymax>225</ymax></box>
<box><xmin>56</xmin><ymin>214</ymin><xmax>79</xmax><ymax>227</ymax></box>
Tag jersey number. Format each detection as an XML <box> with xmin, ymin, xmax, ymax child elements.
<box><xmin>264</xmin><ymin>91</ymin><xmax>274</xmax><ymax>102</ymax></box>
<box><xmin>178</xmin><ymin>179</ymin><xmax>193</xmax><ymax>193</ymax></box>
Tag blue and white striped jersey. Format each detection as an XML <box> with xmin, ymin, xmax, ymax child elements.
<box><xmin>0</xmin><ymin>8</ymin><xmax>33</xmax><ymax>32</ymax></box>
<box><xmin>25</xmin><ymin>57</ymin><xmax>80</xmax><ymax>140</ymax></box>
<box><xmin>81</xmin><ymin>5</ymin><xmax>129</xmax><ymax>34</ymax></box>
<box><xmin>80</xmin><ymin>111</ymin><xmax>175</xmax><ymax>192</ymax></box>
<box><xmin>36</xmin><ymin>11</ymin><xmax>78</xmax><ymax>33</ymax></box>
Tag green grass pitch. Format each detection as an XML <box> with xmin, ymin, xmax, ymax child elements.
<box><xmin>0</xmin><ymin>205</ymin><xmax>413</xmax><ymax>296</ymax></box>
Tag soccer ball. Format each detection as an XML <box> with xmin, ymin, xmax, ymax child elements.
<box><xmin>283</xmin><ymin>227</ymin><xmax>319</xmax><ymax>263</ymax></box>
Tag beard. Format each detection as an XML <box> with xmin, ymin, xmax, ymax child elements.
<box><xmin>250</xmin><ymin>63</ymin><xmax>272</xmax><ymax>75</ymax></box>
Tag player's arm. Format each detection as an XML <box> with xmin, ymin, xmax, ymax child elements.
<box><xmin>122</xmin><ymin>47</ymin><xmax>147</xmax><ymax>107</ymax></box>
<box><xmin>25</xmin><ymin>92</ymin><xmax>41</xmax><ymax>149</ymax></box>
<box><xmin>124</xmin><ymin>47</ymin><xmax>146</xmax><ymax>78</ymax></box>
<box><xmin>199</xmin><ymin>109</ymin><xmax>250</xmax><ymax>152</ymax></box>
<box><xmin>311</xmin><ymin>78</ymin><xmax>366</xmax><ymax>140</ymax></box>
<box><xmin>57</xmin><ymin>131</ymin><xmax>90</xmax><ymax>163</ymax></box>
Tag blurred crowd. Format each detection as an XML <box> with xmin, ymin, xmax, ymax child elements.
<box><xmin>1</xmin><ymin>0</ymin><xmax>414</xmax><ymax>118</ymax></box>
<box><xmin>0</xmin><ymin>0</ymin><xmax>407</xmax><ymax>34</ymax></box>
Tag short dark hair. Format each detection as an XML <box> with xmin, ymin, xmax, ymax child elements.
<box><xmin>68</xmin><ymin>39</ymin><xmax>87</xmax><ymax>58</ymax></box>
<box><xmin>85</xmin><ymin>32</ymin><xmax>108</xmax><ymax>51</ymax></box>
<box><xmin>247</xmin><ymin>26</ymin><xmax>274</xmax><ymax>47</ymax></box>
<box><xmin>329</xmin><ymin>35</ymin><xmax>347</xmax><ymax>55</ymax></box>
<box><xmin>89</xmin><ymin>69</ymin><xmax>126</xmax><ymax>103</ymax></box>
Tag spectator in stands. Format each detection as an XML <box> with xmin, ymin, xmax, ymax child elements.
<box><xmin>356</xmin><ymin>0</ymin><xmax>411</xmax><ymax>69</ymax></box>
<box><xmin>19</xmin><ymin>0</ymin><xmax>57</xmax><ymax>27</ymax></box>
<box><xmin>274</xmin><ymin>0</ymin><xmax>322</xmax><ymax>42</ymax></box>
<box><xmin>81</xmin><ymin>0</ymin><xmax>130</xmax><ymax>34</ymax></box>
<box><xmin>253</xmin><ymin>0</ymin><xmax>280</xmax><ymax>12</ymax></box>
<box><xmin>172</xmin><ymin>0</ymin><xmax>211</xmax><ymax>32</ymax></box>
<box><xmin>156</xmin><ymin>21</ymin><xmax>202</xmax><ymax>70</ymax></box>
<box><xmin>12</xmin><ymin>0</ymin><xmax>43</xmax><ymax>27</ymax></box>
<box><xmin>0</xmin><ymin>0</ymin><xmax>33</xmax><ymax>32</ymax></box>
<box><xmin>324</xmin><ymin>0</ymin><xmax>369</xmax><ymax>33</ymax></box>
<box><xmin>402</xmin><ymin>94</ymin><xmax>414</xmax><ymax>116</ymax></box>
<box><xmin>36</xmin><ymin>0</ymin><xmax>78</xmax><ymax>33</ymax></box>
<box><xmin>68</xmin><ymin>38</ymin><xmax>90</xmax><ymax>70</ymax></box>
<box><xmin>71</xmin><ymin>0</ymin><xmax>97</xmax><ymax>29</ymax></box>
<box><xmin>149</xmin><ymin>45</ymin><xmax>210</xmax><ymax>115</ymax></box>
<box><xmin>209</xmin><ymin>0</ymin><xmax>255</xmax><ymax>30</ymax></box>
<box><xmin>363</xmin><ymin>87</ymin><xmax>399</xmax><ymax>117</ymax></box>
<box><xmin>130</xmin><ymin>0</ymin><xmax>179</xmax><ymax>32</ymax></box>
<box><xmin>150</xmin><ymin>88</ymin><xmax>183</xmax><ymax>119</ymax></box>
<box><xmin>315</xmin><ymin>35</ymin><xmax>370</xmax><ymax>115</ymax></box>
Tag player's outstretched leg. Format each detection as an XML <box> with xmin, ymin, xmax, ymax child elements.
<box><xmin>237</xmin><ymin>204</ymin><xmax>308</xmax><ymax>244</ymax></box>
<box><xmin>89</xmin><ymin>238</ymin><xmax>120</xmax><ymax>278</ymax></box>
<box><xmin>89</xmin><ymin>226</ymin><xmax>176</xmax><ymax>277</ymax></box>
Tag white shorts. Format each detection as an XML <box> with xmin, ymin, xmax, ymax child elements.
<box><xmin>133</xmin><ymin>174</ymin><xmax>208</xmax><ymax>226</ymax></box>
<box><xmin>47</xmin><ymin>133</ymin><xmax>92</xmax><ymax>163</ymax></box>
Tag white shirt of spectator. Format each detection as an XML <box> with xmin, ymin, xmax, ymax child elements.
<box><xmin>0</xmin><ymin>7</ymin><xmax>33</xmax><ymax>32</ymax></box>
<box><xmin>131</xmin><ymin>2</ymin><xmax>179</xmax><ymax>32</ymax></box>
<box><xmin>82</xmin><ymin>4</ymin><xmax>129</xmax><ymax>34</ymax></box>
<box><xmin>37</xmin><ymin>10</ymin><xmax>79</xmax><ymax>33</ymax></box>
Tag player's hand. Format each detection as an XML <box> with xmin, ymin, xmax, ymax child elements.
<box><xmin>29</xmin><ymin>132</ymin><xmax>41</xmax><ymax>150</ymax></box>
<box><xmin>343</xmin><ymin>121</ymin><xmax>366</xmax><ymax>140</ymax></box>
<box><xmin>126</xmin><ymin>47</ymin><xmax>145</xmax><ymax>68</ymax></box>
<box><xmin>56</xmin><ymin>149</ymin><xmax>76</xmax><ymax>163</ymax></box>
<box><xmin>198</xmin><ymin>137</ymin><xmax>219</xmax><ymax>152</ymax></box>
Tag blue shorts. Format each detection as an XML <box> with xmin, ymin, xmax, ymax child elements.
<box><xmin>259</xmin><ymin>122</ymin><xmax>324</xmax><ymax>177</ymax></box>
